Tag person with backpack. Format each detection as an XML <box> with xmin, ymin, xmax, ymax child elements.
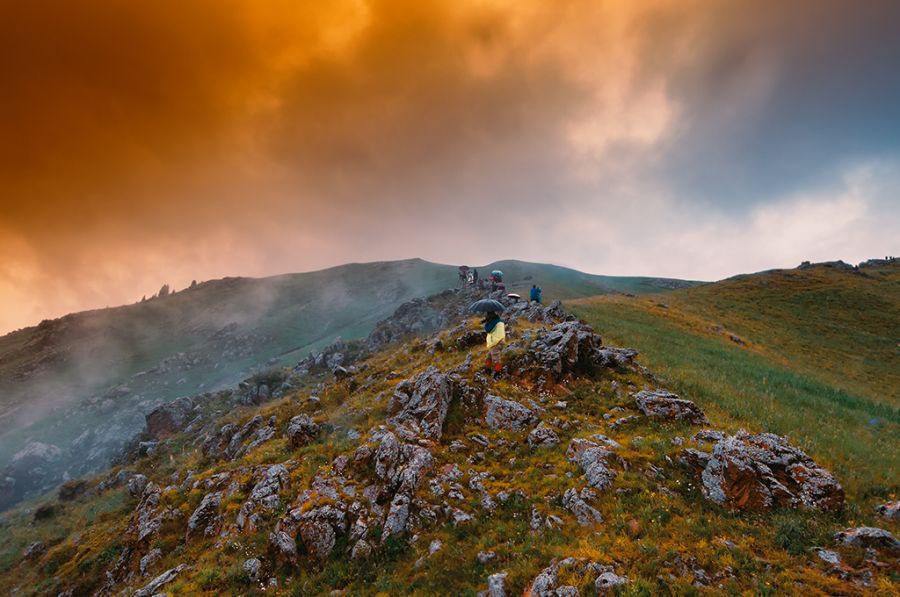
<box><xmin>483</xmin><ymin>310</ymin><xmax>505</xmax><ymax>373</ymax></box>
<box><xmin>530</xmin><ymin>284</ymin><xmax>542</xmax><ymax>304</ymax></box>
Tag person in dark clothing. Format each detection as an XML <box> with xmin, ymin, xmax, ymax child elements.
<box><xmin>530</xmin><ymin>285</ymin><xmax>542</xmax><ymax>303</ymax></box>
<box><xmin>482</xmin><ymin>311</ymin><xmax>505</xmax><ymax>372</ymax></box>
<box><xmin>472</xmin><ymin>268</ymin><xmax>479</xmax><ymax>286</ymax></box>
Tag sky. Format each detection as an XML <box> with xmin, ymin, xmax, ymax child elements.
<box><xmin>1</xmin><ymin>0</ymin><xmax>899</xmax><ymax>334</ymax></box>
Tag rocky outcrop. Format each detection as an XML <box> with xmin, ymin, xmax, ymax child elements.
<box><xmin>875</xmin><ymin>501</ymin><xmax>900</xmax><ymax>521</ymax></box>
<box><xmin>126</xmin><ymin>482</ymin><xmax>164</xmax><ymax>543</ymax></box>
<box><xmin>366</xmin><ymin>291</ymin><xmax>456</xmax><ymax>350</ymax></box>
<box><xmin>511</xmin><ymin>320</ymin><xmax>637</xmax><ymax>387</ymax></box>
<box><xmin>484</xmin><ymin>395</ymin><xmax>536</xmax><ymax>431</ymax></box>
<box><xmin>235</xmin><ymin>464</ymin><xmax>289</xmax><ymax>533</ymax></box>
<box><xmin>187</xmin><ymin>491</ymin><xmax>222</xmax><ymax>538</ymax></box>
<box><xmin>562</xmin><ymin>488</ymin><xmax>603</xmax><ymax>525</ymax></box>
<box><xmin>566</xmin><ymin>438</ymin><xmax>618</xmax><ymax>491</ymax></box>
<box><xmin>202</xmin><ymin>414</ymin><xmax>275</xmax><ymax>461</ymax></box>
<box><xmin>682</xmin><ymin>430</ymin><xmax>844</xmax><ymax>511</ymax></box>
<box><xmin>133</xmin><ymin>564</ymin><xmax>189</xmax><ymax>597</ymax></box>
<box><xmin>386</xmin><ymin>367</ymin><xmax>452</xmax><ymax>440</ymax></box>
<box><xmin>145</xmin><ymin>397</ymin><xmax>194</xmax><ymax>439</ymax></box>
<box><xmin>834</xmin><ymin>527</ymin><xmax>900</xmax><ymax>555</ymax></box>
<box><xmin>633</xmin><ymin>390</ymin><xmax>708</xmax><ymax>425</ymax></box>
<box><xmin>526</xmin><ymin>558</ymin><xmax>626</xmax><ymax>596</ymax></box>
<box><xmin>287</xmin><ymin>414</ymin><xmax>320</xmax><ymax>448</ymax></box>
<box><xmin>527</xmin><ymin>422</ymin><xmax>560</xmax><ymax>448</ymax></box>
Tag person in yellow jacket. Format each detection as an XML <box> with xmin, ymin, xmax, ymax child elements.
<box><xmin>483</xmin><ymin>311</ymin><xmax>505</xmax><ymax>372</ymax></box>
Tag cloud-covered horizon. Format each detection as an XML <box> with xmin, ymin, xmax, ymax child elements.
<box><xmin>2</xmin><ymin>0</ymin><xmax>899</xmax><ymax>334</ymax></box>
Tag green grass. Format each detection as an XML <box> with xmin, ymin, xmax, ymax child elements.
<box><xmin>570</xmin><ymin>262</ymin><xmax>899</xmax><ymax>504</ymax></box>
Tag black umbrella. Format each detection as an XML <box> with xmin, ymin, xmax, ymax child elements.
<box><xmin>469</xmin><ymin>298</ymin><xmax>505</xmax><ymax>313</ymax></box>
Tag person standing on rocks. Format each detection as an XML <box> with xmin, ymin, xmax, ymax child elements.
<box><xmin>530</xmin><ymin>284</ymin><xmax>542</xmax><ymax>304</ymax></box>
<box><xmin>483</xmin><ymin>310</ymin><xmax>505</xmax><ymax>373</ymax></box>
<box><xmin>472</xmin><ymin>268</ymin><xmax>479</xmax><ymax>287</ymax></box>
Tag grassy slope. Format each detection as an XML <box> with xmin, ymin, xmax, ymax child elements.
<box><xmin>1</xmin><ymin>311</ymin><xmax>895</xmax><ymax>595</ymax></box>
<box><xmin>569</xmin><ymin>262</ymin><xmax>899</xmax><ymax>504</ymax></box>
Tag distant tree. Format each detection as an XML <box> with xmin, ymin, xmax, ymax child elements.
<box><xmin>158</xmin><ymin>283</ymin><xmax>170</xmax><ymax>298</ymax></box>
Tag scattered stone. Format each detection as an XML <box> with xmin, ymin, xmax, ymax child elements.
<box><xmin>23</xmin><ymin>541</ymin><xmax>45</xmax><ymax>562</ymax></box>
<box><xmin>477</xmin><ymin>550</ymin><xmax>497</xmax><ymax>564</ymax></box>
<box><xmin>566</xmin><ymin>438</ymin><xmax>617</xmax><ymax>490</ymax></box>
<box><xmin>562</xmin><ymin>488</ymin><xmax>602</xmax><ymax>525</ymax></box>
<box><xmin>682</xmin><ymin>430</ymin><xmax>844</xmax><ymax>511</ymax></box>
<box><xmin>692</xmin><ymin>429</ymin><xmax>725</xmax><ymax>443</ymax></box>
<box><xmin>351</xmin><ymin>539</ymin><xmax>373</xmax><ymax>560</ymax></box>
<box><xmin>187</xmin><ymin>491</ymin><xmax>222</xmax><ymax>538</ymax></box>
<box><xmin>387</xmin><ymin>367</ymin><xmax>452</xmax><ymax>440</ymax></box>
<box><xmin>268</xmin><ymin>530</ymin><xmax>297</xmax><ymax>566</ymax></box>
<box><xmin>595</xmin><ymin>571</ymin><xmax>629</xmax><ymax>592</ymax></box>
<box><xmin>633</xmin><ymin>390</ymin><xmax>708</xmax><ymax>424</ymax></box>
<box><xmin>487</xmin><ymin>571</ymin><xmax>508</xmax><ymax>597</ymax></box>
<box><xmin>429</xmin><ymin>539</ymin><xmax>443</xmax><ymax>555</ymax></box>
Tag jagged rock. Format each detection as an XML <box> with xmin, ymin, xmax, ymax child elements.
<box><xmin>487</xmin><ymin>571</ymin><xmax>508</xmax><ymax>597</ymax></box>
<box><xmin>566</xmin><ymin>439</ymin><xmax>617</xmax><ymax>490</ymax></box>
<box><xmin>287</xmin><ymin>414</ymin><xmax>320</xmax><ymax>448</ymax></box>
<box><xmin>633</xmin><ymin>390</ymin><xmax>708</xmax><ymax>424</ymax></box>
<box><xmin>139</xmin><ymin>548</ymin><xmax>162</xmax><ymax>576</ymax></box>
<box><xmin>455</xmin><ymin>330</ymin><xmax>485</xmax><ymax>350</ymax></box>
<box><xmin>299</xmin><ymin>504</ymin><xmax>347</xmax><ymax>561</ymax></box>
<box><xmin>145</xmin><ymin>397</ymin><xmax>194</xmax><ymax>439</ymax></box>
<box><xmin>875</xmin><ymin>501</ymin><xmax>900</xmax><ymax>521</ymax></box>
<box><xmin>187</xmin><ymin>491</ymin><xmax>222</xmax><ymax>538</ymax></box>
<box><xmin>127</xmin><ymin>474</ymin><xmax>149</xmax><ymax>498</ymax></box>
<box><xmin>243</xmin><ymin>557</ymin><xmax>262</xmax><ymax>580</ymax></box>
<box><xmin>133</xmin><ymin>564</ymin><xmax>188</xmax><ymax>597</ymax></box>
<box><xmin>23</xmin><ymin>541</ymin><xmax>45</xmax><ymax>562</ymax></box>
<box><xmin>692</xmin><ymin>429</ymin><xmax>726</xmax><ymax>443</ymax></box>
<box><xmin>595</xmin><ymin>571</ymin><xmax>629</xmax><ymax>592</ymax></box>
<box><xmin>126</xmin><ymin>482</ymin><xmax>163</xmax><ymax>543</ymax></box>
<box><xmin>366</xmin><ymin>293</ymin><xmax>453</xmax><ymax>350</ymax></box>
<box><xmin>268</xmin><ymin>530</ymin><xmax>297</xmax><ymax>565</ymax></box>
<box><xmin>387</xmin><ymin>367</ymin><xmax>452</xmax><ymax>440</ymax></box>
<box><xmin>452</xmin><ymin>508</ymin><xmax>474</xmax><ymax>526</ymax></box>
<box><xmin>562</xmin><ymin>488</ymin><xmax>602</xmax><ymax>525</ymax></box>
<box><xmin>382</xmin><ymin>493</ymin><xmax>411</xmax><ymax>542</ymax></box>
<box><xmin>834</xmin><ymin>527</ymin><xmax>900</xmax><ymax>554</ymax></box>
<box><xmin>429</xmin><ymin>539</ymin><xmax>443</xmax><ymax>554</ymax></box>
<box><xmin>527</xmin><ymin>422</ymin><xmax>560</xmax><ymax>448</ymax></box>
<box><xmin>682</xmin><ymin>431</ymin><xmax>844</xmax><ymax>511</ymax></box>
<box><xmin>528</xmin><ymin>563</ymin><xmax>559</xmax><ymax>596</ymax></box>
<box><xmin>484</xmin><ymin>395</ymin><xmax>536</xmax><ymax>431</ymax></box>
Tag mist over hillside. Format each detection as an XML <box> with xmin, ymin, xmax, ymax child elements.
<box><xmin>0</xmin><ymin>258</ymin><xmax>695</xmax><ymax>511</ymax></box>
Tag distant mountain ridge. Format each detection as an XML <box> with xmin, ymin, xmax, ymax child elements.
<box><xmin>0</xmin><ymin>258</ymin><xmax>697</xmax><ymax>510</ymax></box>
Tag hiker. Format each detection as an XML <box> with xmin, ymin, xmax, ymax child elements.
<box><xmin>472</xmin><ymin>268</ymin><xmax>479</xmax><ymax>286</ymax></box>
<box><xmin>530</xmin><ymin>284</ymin><xmax>542</xmax><ymax>304</ymax></box>
<box><xmin>483</xmin><ymin>310</ymin><xmax>505</xmax><ymax>372</ymax></box>
<box><xmin>458</xmin><ymin>265</ymin><xmax>470</xmax><ymax>288</ymax></box>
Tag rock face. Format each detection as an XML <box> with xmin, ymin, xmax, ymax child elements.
<box><xmin>366</xmin><ymin>291</ymin><xmax>456</xmax><ymax>350</ymax></box>
<box><xmin>484</xmin><ymin>395</ymin><xmax>536</xmax><ymax>431</ymax></box>
<box><xmin>387</xmin><ymin>367</ymin><xmax>452</xmax><ymax>440</ymax></box>
<box><xmin>834</xmin><ymin>527</ymin><xmax>900</xmax><ymax>555</ymax></box>
<box><xmin>287</xmin><ymin>414</ymin><xmax>320</xmax><ymax>448</ymax></box>
<box><xmin>682</xmin><ymin>431</ymin><xmax>844</xmax><ymax>511</ymax></box>
<box><xmin>566</xmin><ymin>438</ymin><xmax>617</xmax><ymax>490</ymax></box>
<box><xmin>633</xmin><ymin>390</ymin><xmax>708</xmax><ymax>425</ymax></box>
<box><xmin>145</xmin><ymin>396</ymin><xmax>194</xmax><ymax>439</ymax></box>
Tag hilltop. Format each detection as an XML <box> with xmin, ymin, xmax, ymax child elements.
<box><xmin>570</xmin><ymin>259</ymin><xmax>899</xmax><ymax>506</ymax></box>
<box><xmin>0</xmin><ymin>259</ymin><xmax>696</xmax><ymax>511</ymax></box>
<box><xmin>0</xmin><ymin>284</ymin><xmax>896</xmax><ymax>595</ymax></box>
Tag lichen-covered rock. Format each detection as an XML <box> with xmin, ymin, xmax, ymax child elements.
<box><xmin>484</xmin><ymin>395</ymin><xmax>536</xmax><ymax>431</ymax></box>
<box><xmin>299</xmin><ymin>504</ymin><xmax>347</xmax><ymax>561</ymax></box>
<box><xmin>683</xmin><ymin>430</ymin><xmax>844</xmax><ymax>511</ymax></box>
<box><xmin>287</xmin><ymin>414</ymin><xmax>320</xmax><ymax>448</ymax></box>
<box><xmin>243</xmin><ymin>557</ymin><xmax>262</xmax><ymax>580</ymax></box>
<box><xmin>562</xmin><ymin>488</ymin><xmax>602</xmax><ymax>526</ymax></box>
<box><xmin>268</xmin><ymin>530</ymin><xmax>297</xmax><ymax>565</ymax></box>
<box><xmin>386</xmin><ymin>367</ymin><xmax>451</xmax><ymax>440</ymax></box>
<box><xmin>595</xmin><ymin>571</ymin><xmax>629</xmax><ymax>592</ymax></box>
<box><xmin>566</xmin><ymin>439</ymin><xmax>617</xmax><ymax>490</ymax></box>
<box><xmin>487</xmin><ymin>571</ymin><xmax>508</xmax><ymax>597</ymax></box>
<box><xmin>187</xmin><ymin>491</ymin><xmax>222</xmax><ymax>538</ymax></box>
<box><xmin>23</xmin><ymin>541</ymin><xmax>45</xmax><ymax>562</ymax></box>
<box><xmin>381</xmin><ymin>493</ymin><xmax>411</xmax><ymax>543</ymax></box>
<box><xmin>145</xmin><ymin>397</ymin><xmax>194</xmax><ymax>439</ymax></box>
<box><xmin>127</xmin><ymin>473</ymin><xmax>149</xmax><ymax>498</ymax></box>
<box><xmin>139</xmin><ymin>548</ymin><xmax>162</xmax><ymax>576</ymax></box>
<box><xmin>527</xmin><ymin>423</ymin><xmax>560</xmax><ymax>448</ymax></box>
<box><xmin>633</xmin><ymin>390</ymin><xmax>708</xmax><ymax>425</ymax></box>
<box><xmin>126</xmin><ymin>482</ymin><xmax>163</xmax><ymax>543</ymax></box>
<box><xmin>834</xmin><ymin>527</ymin><xmax>900</xmax><ymax>555</ymax></box>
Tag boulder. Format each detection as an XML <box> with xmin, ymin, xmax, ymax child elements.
<box><xmin>683</xmin><ymin>431</ymin><xmax>844</xmax><ymax>511</ymax></box>
<box><xmin>236</xmin><ymin>464</ymin><xmax>290</xmax><ymax>533</ymax></box>
<box><xmin>487</xmin><ymin>571</ymin><xmax>508</xmax><ymax>597</ymax></box>
<box><xmin>145</xmin><ymin>397</ymin><xmax>194</xmax><ymax>439</ymax></box>
<box><xmin>127</xmin><ymin>474</ymin><xmax>149</xmax><ymax>498</ymax></box>
<box><xmin>381</xmin><ymin>493</ymin><xmax>411</xmax><ymax>543</ymax></box>
<box><xmin>187</xmin><ymin>492</ymin><xmax>222</xmax><ymax>538</ymax></box>
<box><xmin>527</xmin><ymin>423</ymin><xmax>560</xmax><ymax>448</ymax></box>
<box><xmin>562</xmin><ymin>488</ymin><xmax>603</xmax><ymax>526</ymax></box>
<box><xmin>243</xmin><ymin>557</ymin><xmax>262</xmax><ymax>580</ymax></box>
<box><xmin>287</xmin><ymin>414</ymin><xmax>320</xmax><ymax>448</ymax></box>
<box><xmin>633</xmin><ymin>390</ymin><xmax>708</xmax><ymax>425</ymax></box>
<box><xmin>268</xmin><ymin>530</ymin><xmax>297</xmax><ymax>566</ymax></box>
<box><xmin>299</xmin><ymin>504</ymin><xmax>347</xmax><ymax>561</ymax></box>
<box><xmin>566</xmin><ymin>439</ymin><xmax>617</xmax><ymax>490</ymax></box>
<box><xmin>484</xmin><ymin>395</ymin><xmax>536</xmax><ymax>431</ymax></box>
<box><xmin>595</xmin><ymin>571</ymin><xmax>629</xmax><ymax>592</ymax></box>
<box><xmin>834</xmin><ymin>527</ymin><xmax>900</xmax><ymax>555</ymax></box>
<box><xmin>139</xmin><ymin>548</ymin><xmax>162</xmax><ymax>576</ymax></box>
<box><xmin>387</xmin><ymin>367</ymin><xmax>452</xmax><ymax>440</ymax></box>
